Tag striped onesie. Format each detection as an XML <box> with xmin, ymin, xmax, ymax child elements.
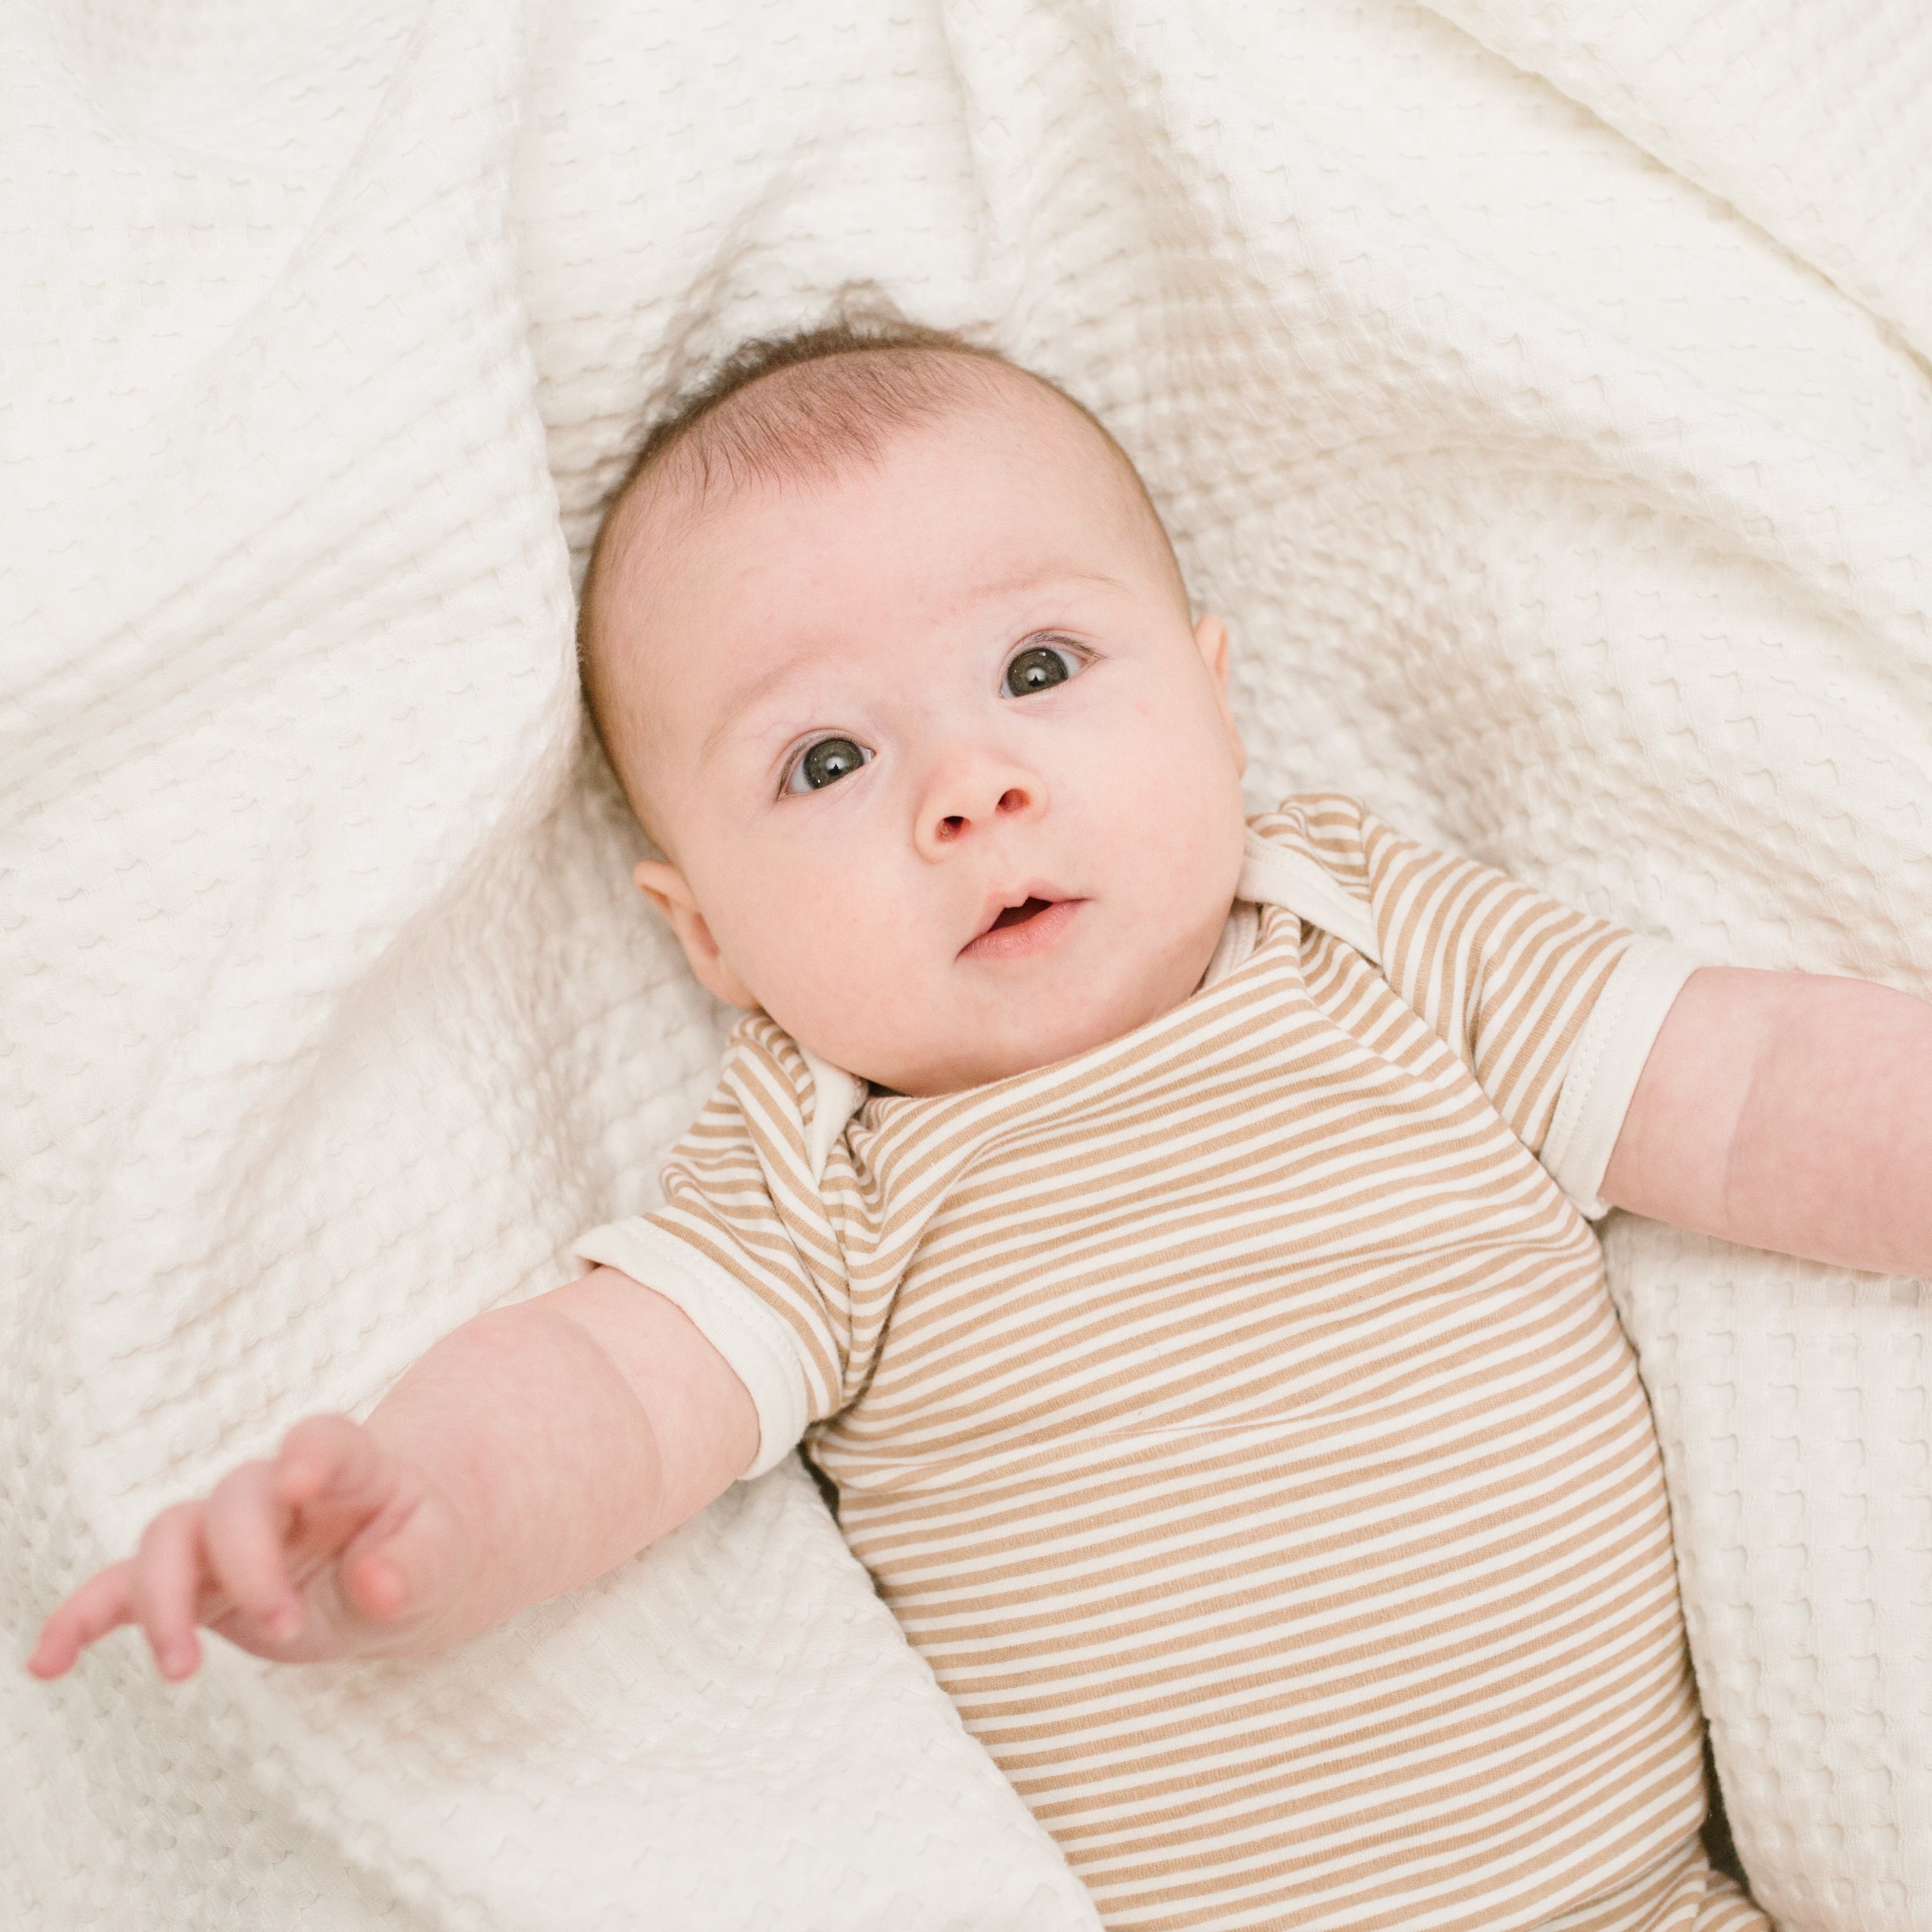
<box><xmin>579</xmin><ymin>794</ymin><xmax>1765</xmax><ymax>1931</ymax></box>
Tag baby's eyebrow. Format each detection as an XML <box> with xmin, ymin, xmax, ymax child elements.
<box><xmin>974</xmin><ymin>565</ymin><xmax>1126</xmax><ymax>603</ymax></box>
<box><xmin>702</xmin><ymin>646</ymin><xmax>822</xmax><ymax>759</ymax></box>
<box><xmin>700</xmin><ymin>568</ymin><xmax>1127</xmax><ymax>760</ymax></box>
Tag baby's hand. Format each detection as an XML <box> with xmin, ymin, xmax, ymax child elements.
<box><xmin>27</xmin><ymin>1415</ymin><xmax>471</xmax><ymax>1682</ymax></box>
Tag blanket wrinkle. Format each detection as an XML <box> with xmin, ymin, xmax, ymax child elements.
<box><xmin>6</xmin><ymin>1</ymin><xmax>1930</xmax><ymax>1927</ymax></box>
<box><xmin>1422</xmin><ymin>0</ymin><xmax>1932</xmax><ymax>363</ymax></box>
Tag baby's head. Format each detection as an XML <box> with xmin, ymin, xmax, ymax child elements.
<box><xmin>580</xmin><ymin>324</ymin><xmax>1248</xmax><ymax>1095</ymax></box>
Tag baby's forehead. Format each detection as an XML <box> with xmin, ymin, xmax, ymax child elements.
<box><xmin>580</xmin><ymin>345</ymin><xmax>1183</xmax><ymax>815</ymax></box>
<box><xmin>643</xmin><ymin>352</ymin><xmax>1120</xmax><ymax>527</ymax></box>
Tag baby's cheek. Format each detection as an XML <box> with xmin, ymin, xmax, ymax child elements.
<box><xmin>1119</xmin><ymin>741</ymin><xmax>1245</xmax><ymax>928</ymax></box>
<box><xmin>747</xmin><ymin>869</ymin><xmax>920</xmax><ymax>1045</ymax></box>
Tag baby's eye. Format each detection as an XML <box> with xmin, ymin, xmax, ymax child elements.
<box><xmin>785</xmin><ymin>736</ymin><xmax>871</xmax><ymax>794</ymax></box>
<box><xmin>1003</xmin><ymin>642</ymin><xmax>1079</xmax><ymax>697</ymax></box>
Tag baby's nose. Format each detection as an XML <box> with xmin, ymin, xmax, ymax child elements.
<box><xmin>916</xmin><ymin>762</ymin><xmax>1044</xmax><ymax>858</ymax></box>
<box><xmin>934</xmin><ymin>786</ymin><xmax>1030</xmax><ymax>844</ymax></box>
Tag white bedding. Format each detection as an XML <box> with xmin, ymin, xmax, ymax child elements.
<box><xmin>5</xmin><ymin>1</ymin><xmax>1930</xmax><ymax>1926</ymax></box>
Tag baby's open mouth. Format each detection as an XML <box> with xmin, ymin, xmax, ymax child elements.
<box><xmin>989</xmin><ymin>897</ymin><xmax>1055</xmax><ymax>931</ymax></box>
<box><xmin>961</xmin><ymin>893</ymin><xmax>1082</xmax><ymax>961</ymax></box>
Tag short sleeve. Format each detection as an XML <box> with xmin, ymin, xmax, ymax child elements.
<box><xmin>1248</xmin><ymin>795</ymin><xmax>1698</xmax><ymax>1218</ymax></box>
<box><xmin>574</xmin><ymin>1015</ymin><xmax>867</xmax><ymax>1476</ymax></box>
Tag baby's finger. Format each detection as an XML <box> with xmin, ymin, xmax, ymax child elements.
<box><xmin>26</xmin><ymin>1562</ymin><xmax>136</xmax><ymax>1679</ymax></box>
<box><xmin>340</xmin><ymin>1544</ymin><xmax>414</xmax><ymax>1622</ymax></box>
<box><xmin>274</xmin><ymin>1414</ymin><xmax>384</xmax><ymax>1514</ymax></box>
<box><xmin>202</xmin><ymin>1462</ymin><xmax>302</xmax><ymax>1640</ymax></box>
<box><xmin>128</xmin><ymin>1502</ymin><xmax>208</xmax><ymax>1681</ymax></box>
<box><xmin>336</xmin><ymin>1491</ymin><xmax>448</xmax><ymax>1624</ymax></box>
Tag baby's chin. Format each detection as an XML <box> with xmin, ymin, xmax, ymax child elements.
<box><xmin>832</xmin><ymin>965</ymin><xmax>1206</xmax><ymax>1098</ymax></box>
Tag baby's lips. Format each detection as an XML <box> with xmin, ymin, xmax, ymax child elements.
<box><xmin>959</xmin><ymin>895</ymin><xmax>1083</xmax><ymax>962</ymax></box>
<box><xmin>965</xmin><ymin>878</ymin><xmax>1075</xmax><ymax>943</ymax></box>
<box><xmin>987</xmin><ymin>896</ymin><xmax>1057</xmax><ymax>933</ymax></box>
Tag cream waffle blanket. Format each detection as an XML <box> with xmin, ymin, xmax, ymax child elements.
<box><xmin>5</xmin><ymin>1</ymin><xmax>1930</xmax><ymax>1926</ymax></box>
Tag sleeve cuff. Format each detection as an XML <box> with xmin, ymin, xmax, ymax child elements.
<box><xmin>1541</xmin><ymin>938</ymin><xmax>1702</xmax><ymax>1220</ymax></box>
<box><xmin>572</xmin><ymin>1217</ymin><xmax>813</xmax><ymax>1477</ymax></box>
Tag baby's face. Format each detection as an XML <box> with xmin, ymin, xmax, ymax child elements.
<box><xmin>604</xmin><ymin>384</ymin><xmax>1248</xmax><ymax>1095</ymax></box>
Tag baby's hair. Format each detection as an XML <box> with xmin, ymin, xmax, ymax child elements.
<box><xmin>615</xmin><ymin>318</ymin><xmax>1015</xmax><ymax>500</ymax></box>
<box><xmin>577</xmin><ymin>317</ymin><xmax>1184</xmax><ymax>843</ymax></box>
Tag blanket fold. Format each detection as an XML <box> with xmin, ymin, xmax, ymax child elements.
<box><xmin>6</xmin><ymin>1</ymin><xmax>1929</xmax><ymax>1924</ymax></box>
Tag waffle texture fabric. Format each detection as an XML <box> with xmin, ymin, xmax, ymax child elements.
<box><xmin>3</xmin><ymin>2</ymin><xmax>1929</xmax><ymax>1930</ymax></box>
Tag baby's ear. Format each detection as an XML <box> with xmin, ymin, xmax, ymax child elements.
<box><xmin>1192</xmin><ymin>612</ymin><xmax>1231</xmax><ymax>687</ymax></box>
<box><xmin>1192</xmin><ymin>614</ymin><xmax>1246</xmax><ymax>776</ymax></box>
<box><xmin>633</xmin><ymin>861</ymin><xmax>759</xmax><ymax>1009</ymax></box>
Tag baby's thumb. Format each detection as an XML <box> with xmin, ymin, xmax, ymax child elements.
<box><xmin>336</xmin><ymin>1498</ymin><xmax>457</xmax><ymax>1625</ymax></box>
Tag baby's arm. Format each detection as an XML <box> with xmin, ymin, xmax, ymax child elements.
<box><xmin>29</xmin><ymin>1268</ymin><xmax>756</xmax><ymax>1681</ymax></box>
<box><xmin>1603</xmin><ymin>967</ymin><xmax>1932</xmax><ymax>1275</ymax></box>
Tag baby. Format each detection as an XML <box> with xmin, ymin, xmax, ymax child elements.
<box><xmin>34</xmin><ymin>323</ymin><xmax>1932</xmax><ymax>1931</ymax></box>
